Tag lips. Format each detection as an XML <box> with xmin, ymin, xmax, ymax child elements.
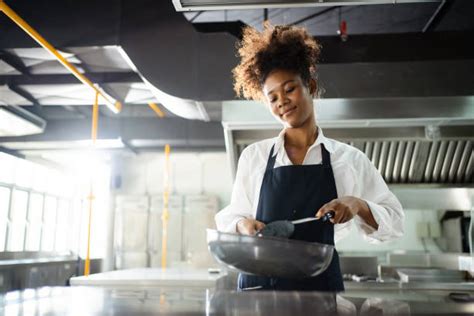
<box><xmin>281</xmin><ymin>106</ymin><xmax>297</xmax><ymax>117</ymax></box>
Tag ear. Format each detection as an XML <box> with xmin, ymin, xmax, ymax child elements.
<box><xmin>309</xmin><ymin>78</ymin><xmax>317</xmax><ymax>97</ymax></box>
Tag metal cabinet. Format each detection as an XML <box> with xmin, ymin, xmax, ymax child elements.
<box><xmin>114</xmin><ymin>194</ymin><xmax>218</xmax><ymax>269</ymax></box>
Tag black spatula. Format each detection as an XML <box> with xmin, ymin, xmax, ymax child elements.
<box><xmin>257</xmin><ymin>211</ymin><xmax>335</xmax><ymax>238</ymax></box>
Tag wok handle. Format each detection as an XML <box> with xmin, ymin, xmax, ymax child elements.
<box><xmin>322</xmin><ymin>211</ymin><xmax>335</xmax><ymax>222</ymax></box>
<box><xmin>291</xmin><ymin>211</ymin><xmax>336</xmax><ymax>225</ymax></box>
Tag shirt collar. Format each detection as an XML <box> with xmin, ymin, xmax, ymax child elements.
<box><xmin>274</xmin><ymin>126</ymin><xmax>335</xmax><ymax>155</ymax></box>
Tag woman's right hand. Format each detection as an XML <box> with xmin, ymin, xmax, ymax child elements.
<box><xmin>236</xmin><ymin>218</ymin><xmax>266</xmax><ymax>235</ymax></box>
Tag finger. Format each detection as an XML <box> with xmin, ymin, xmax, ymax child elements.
<box><xmin>255</xmin><ymin>221</ymin><xmax>266</xmax><ymax>231</ymax></box>
<box><xmin>332</xmin><ymin>207</ymin><xmax>346</xmax><ymax>224</ymax></box>
<box><xmin>316</xmin><ymin>200</ymin><xmax>339</xmax><ymax>218</ymax></box>
<box><xmin>339</xmin><ymin>212</ymin><xmax>352</xmax><ymax>223</ymax></box>
<box><xmin>243</xmin><ymin>221</ymin><xmax>257</xmax><ymax>235</ymax></box>
<box><xmin>246</xmin><ymin>225</ymin><xmax>256</xmax><ymax>235</ymax></box>
<box><xmin>238</xmin><ymin>220</ymin><xmax>253</xmax><ymax>235</ymax></box>
<box><xmin>316</xmin><ymin>204</ymin><xmax>331</xmax><ymax>219</ymax></box>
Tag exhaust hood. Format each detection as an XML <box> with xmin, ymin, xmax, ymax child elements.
<box><xmin>222</xmin><ymin>96</ymin><xmax>474</xmax><ymax>186</ymax></box>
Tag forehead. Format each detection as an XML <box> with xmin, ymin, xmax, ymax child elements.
<box><xmin>263</xmin><ymin>70</ymin><xmax>302</xmax><ymax>94</ymax></box>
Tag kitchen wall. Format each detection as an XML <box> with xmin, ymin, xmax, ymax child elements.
<box><xmin>112</xmin><ymin>151</ymin><xmax>448</xmax><ymax>263</ymax></box>
<box><xmin>109</xmin><ymin>151</ymin><xmax>233</xmax><ymax>270</ymax></box>
<box><xmin>336</xmin><ymin>210</ymin><xmax>442</xmax><ymax>253</ymax></box>
<box><xmin>113</xmin><ymin>152</ymin><xmax>233</xmax><ymax>208</ymax></box>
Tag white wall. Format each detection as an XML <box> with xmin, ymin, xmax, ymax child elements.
<box><xmin>109</xmin><ymin>151</ymin><xmax>234</xmax><ymax>270</ymax></box>
<box><xmin>114</xmin><ymin>151</ymin><xmax>442</xmax><ymax>255</ymax></box>
<box><xmin>114</xmin><ymin>152</ymin><xmax>233</xmax><ymax>209</ymax></box>
<box><xmin>336</xmin><ymin>209</ymin><xmax>441</xmax><ymax>253</ymax></box>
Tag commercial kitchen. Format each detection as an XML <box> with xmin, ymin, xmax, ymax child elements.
<box><xmin>0</xmin><ymin>0</ymin><xmax>473</xmax><ymax>315</ymax></box>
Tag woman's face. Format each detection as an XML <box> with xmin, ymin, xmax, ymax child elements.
<box><xmin>262</xmin><ymin>69</ymin><xmax>316</xmax><ymax>128</ymax></box>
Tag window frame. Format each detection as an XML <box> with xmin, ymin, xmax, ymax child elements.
<box><xmin>0</xmin><ymin>181</ymin><xmax>74</xmax><ymax>253</ymax></box>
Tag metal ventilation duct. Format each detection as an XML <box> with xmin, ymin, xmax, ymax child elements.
<box><xmin>3</xmin><ymin>1</ymin><xmax>474</xmax><ymax>105</ymax></box>
<box><xmin>173</xmin><ymin>0</ymin><xmax>440</xmax><ymax>11</ymax></box>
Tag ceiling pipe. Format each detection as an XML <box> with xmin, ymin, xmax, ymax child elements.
<box><xmin>0</xmin><ymin>0</ymin><xmax>122</xmax><ymax>114</ymax></box>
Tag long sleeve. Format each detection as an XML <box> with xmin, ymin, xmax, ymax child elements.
<box><xmin>351</xmin><ymin>151</ymin><xmax>405</xmax><ymax>243</ymax></box>
<box><xmin>215</xmin><ymin>147</ymin><xmax>255</xmax><ymax>233</ymax></box>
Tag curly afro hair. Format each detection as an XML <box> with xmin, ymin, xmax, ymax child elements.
<box><xmin>233</xmin><ymin>23</ymin><xmax>321</xmax><ymax>101</ymax></box>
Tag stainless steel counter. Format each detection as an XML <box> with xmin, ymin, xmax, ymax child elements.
<box><xmin>69</xmin><ymin>267</ymin><xmax>474</xmax><ymax>292</ymax></box>
<box><xmin>70</xmin><ymin>268</ymin><xmax>224</xmax><ymax>289</ymax></box>
<box><xmin>2</xmin><ymin>286</ymin><xmax>474</xmax><ymax>315</ymax></box>
<box><xmin>345</xmin><ymin>280</ymin><xmax>474</xmax><ymax>291</ymax></box>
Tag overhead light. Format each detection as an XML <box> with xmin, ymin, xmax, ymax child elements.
<box><xmin>0</xmin><ymin>105</ymin><xmax>46</xmax><ymax>136</ymax></box>
<box><xmin>172</xmin><ymin>0</ymin><xmax>440</xmax><ymax>11</ymax></box>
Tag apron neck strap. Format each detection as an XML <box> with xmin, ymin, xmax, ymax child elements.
<box><xmin>266</xmin><ymin>144</ymin><xmax>277</xmax><ymax>171</ymax></box>
<box><xmin>321</xmin><ymin>144</ymin><xmax>331</xmax><ymax>167</ymax></box>
<box><xmin>267</xmin><ymin>143</ymin><xmax>331</xmax><ymax>170</ymax></box>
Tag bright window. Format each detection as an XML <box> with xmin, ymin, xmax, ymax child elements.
<box><xmin>55</xmin><ymin>200</ymin><xmax>71</xmax><ymax>251</ymax></box>
<box><xmin>0</xmin><ymin>186</ymin><xmax>10</xmax><ymax>219</ymax></box>
<box><xmin>0</xmin><ymin>224</ymin><xmax>6</xmax><ymax>252</ymax></box>
<box><xmin>14</xmin><ymin>159</ymin><xmax>33</xmax><ymax>188</ymax></box>
<box><xmin>8</xmin><ymin>223</ymin><xmax>26</xmax><ymax>251</ymax></box>
<box><xmin>0</xmin><ymin>153</ymin><xmax>16</xmax><ymax>184</ymax></box>
<box><xmin>7</xmin><ymin>190</ymin><xmax>29</xmax><ymax>251</ymax></box>
<box><xmin>28</xmin><ymin>193</ymin><xmax>44</xmax><ymax>222</ymax></box>
<box><xmin>0</xmin><ymin>151</ymin><xmax>105</xmax><ymax>257</ymax></box>
<box><xmin>43</xmin><ymin>196</ymin><xmax>57</xmax><ymax>226</ymax></box>
<box><xmin>11</xmin><ymin>190</ymin><xmax>28</xmax><ymax>222</ymax></box>
<box><xmin>41</xmin><ymin>196</ymin><xmax>57</xmax><ymax>251</ymax></box>
<box><xmin>0</xmin><ymin>187</ymin><xmax>10</xmax><ymax>251</ymax></box>
<box><xmin>25</xmin><ymin>193</ymin><xmax>44</xmax><ymax>251</ymax></box>
<box><xmin>25</xmin><ymin>224</ymin><xmax>42</xmax><ymax>251</ymax></box>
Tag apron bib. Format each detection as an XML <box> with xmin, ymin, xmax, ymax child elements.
<box><xmin>238</xmin><ymin>143</ymin><xmax>344</xmax><ymax>292</ymax></box>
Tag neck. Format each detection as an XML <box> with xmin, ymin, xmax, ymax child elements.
<box><xmin>284</xmin><ymin>118</ymin><xmax>318</xmax><ymax>149</ymax></box>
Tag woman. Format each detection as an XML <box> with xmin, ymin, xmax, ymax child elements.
<box><xmin>215</xmin><ymin>24</ymin><xmax>404</xmax><ymax>292</ymax></box>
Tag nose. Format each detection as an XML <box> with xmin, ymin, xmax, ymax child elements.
<box><xmin>277</xmin><ymin>94</ymin><xmax>290</xmax><ymax>108</ymax></box>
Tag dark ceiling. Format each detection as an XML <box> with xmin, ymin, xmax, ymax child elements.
<box><xmin>184</xmin><ymin>1</ymin><xmax>474</xmax><ymax>35</ymax></box>
<box><xmin>0</xmin><ymin>0</ymin><xmax>473</xmax><ymax>158</ymax></box>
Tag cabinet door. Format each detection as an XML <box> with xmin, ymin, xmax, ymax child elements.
<box><xmin>183</xmin><ymin>195</ymin><xmax>218</xmax><ymax>267</ymax></box>
<box><xmin>149</xmin><ymin>195</ymin><xmax>183</xmax><ymax>265</ymax></box>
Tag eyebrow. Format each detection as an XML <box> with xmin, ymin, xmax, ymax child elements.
<box><xmin>266</xmin><ymin>79</ymin><xmax>296</xmax><ymax>95</ymax></box>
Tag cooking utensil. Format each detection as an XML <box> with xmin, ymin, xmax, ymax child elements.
<box><xmin>257</xmin><ymin>211</ymin><xmax>335</xmax><ymax>238</ymax></box>
<box><xmin>207</xmin><ymin>229</ymin><xmax>334</xmax><ymax>278</ymax></box>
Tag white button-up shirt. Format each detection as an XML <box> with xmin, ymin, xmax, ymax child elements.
<box><xmin>215</xmin><ymin>127</ymin><xmax>404</xmax><ymax>244</ymax></box>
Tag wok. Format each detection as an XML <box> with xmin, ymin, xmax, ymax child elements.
<box><xmin>207</xmin><ymin>229</ymin><xmax>334</xmax><ymax>279</ymax></box>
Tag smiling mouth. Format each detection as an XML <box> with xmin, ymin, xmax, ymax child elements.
<box><xmin>281</xmin><ymin>106</ymin><xmax>297</xmax><ymax>117</ymax></box>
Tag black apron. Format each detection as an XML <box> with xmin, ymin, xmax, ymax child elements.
<box><xmin>238</xmin><ymin>143</ymin><xmax>344</xmax><ymax>292</ymax></box>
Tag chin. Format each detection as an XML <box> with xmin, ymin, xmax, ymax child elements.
<box><xmin>275</xmin><ymin>114</ymin><xmax>304</xmax><ymax>128</ymax></box>
<box><xmin>282</xmin><ymin>120</ymin><xmax>302</xmax><ymax>129</ymax></box>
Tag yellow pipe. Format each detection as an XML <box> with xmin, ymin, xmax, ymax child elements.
<box><xmin>85</xmin><ymin>188</ymin><xmax>94</xmax><ymax>276</ymax></box>
<box><xmin>148</xmin><ymin>102</ymin><xmax>165</xmax><ymax>118</ymax></box>
<box><xmin>91</xmin><ymin>92</ymin><xmax>99</xmax><ymax>144</ymax></box>
<box><xmin>0</xmin><ymin>0</ymin><xmax>122</xmax><ymax>114</ymax></box>
<box><xmin>85</xmin><ymin>92</ymin><xmax>99</xmax><ymax>276</ymax></box>
<box><xmin>161</xmin><ymin>144</ymin><xmax>171</xmax><ymax>269</ymax></box>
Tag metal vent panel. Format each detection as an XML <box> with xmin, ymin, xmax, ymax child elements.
<box><xmin>236</xmin><ymin>138</ymin><xmax>472</xmax><ymax>185</ymax></box>
<box><xmin>363</xmin><ymin>140</ymin><xmax>473</xmax><ymax>184</ymax></box>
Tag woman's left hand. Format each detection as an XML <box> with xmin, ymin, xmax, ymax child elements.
<box><xmin>315</xmin><ymin>196</ymin><xmax>378</xmax><ymax>229</ymax></box>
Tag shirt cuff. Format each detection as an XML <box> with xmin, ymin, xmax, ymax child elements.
<box><xmin>354</xmin><ymin>200</ymin><xmax>386</xmax><ymax>242</ymax></box>
<box><xmin>226</xmin><ymin>216</ymin><xmax>246</xmax><ymax>233</ymax></box>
